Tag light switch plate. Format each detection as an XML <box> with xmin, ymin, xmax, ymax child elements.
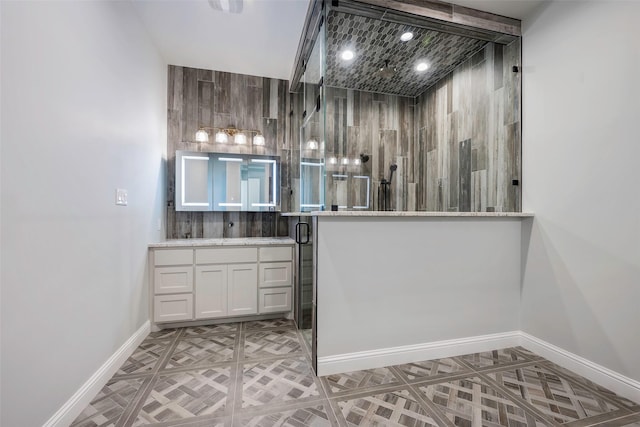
<box><xmin>116</xmin><ymin>188</ymin><xmax>128</xmax><ymax>206</ymax></box>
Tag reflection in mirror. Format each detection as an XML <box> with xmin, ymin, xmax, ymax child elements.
<box><xmin>213</xmin><ymin>156</ymin><xmax>243</xmax><ymax>209</ymax></box>
<box><xmin>332</xmin><ymin>174</ymin><xmax>348</xmax><ymax>209</ymax></box>
<box><xmin>176</xmin><ymin>151</ymin><xmax>279</xmax><ymax>212</ymax></box>
<box><xmin>248</xmin><ymin>159</ymin><xmax>277</xmax><ymax>209</ymax></box>
<box><xmin>181</xmin><ymin>154</ymin><xmax>211</xmax><ymax>208</ymax></box>
<box><xmin>300</xmin><ymin>158</ymin><xmax>324</xmax><ymax>211</ymax></box>
<box><xmin>352</xmin><ymin>175</ymin><xmax>370</xmax><ymax>209</ymax></box>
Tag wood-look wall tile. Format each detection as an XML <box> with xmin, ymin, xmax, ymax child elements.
<box><xmin>459</xmin><ymin>139</ymin><xmax>471</xmax><ymax>212</ymax></box>
<box><xmin>260</xmin><ymin>212</ymin><xmax>275</xmax><ymax>237</ymax></box>
<box><xmin>223</xmin><ymin>212</ymin><xmax>240</xmax><ymax>238</ymax></box>
<box><xmin>198</xmin><ymin>80</ymin><xmax>215</xmax><ymax>128</ymax></box>
<box><xmin>494</xmin><ymin>44</ymin><xmax>504</xmax><ymax>90</ymax></box>
<box><xmin>447</xmin><ymin>73</ymin><xmax>453</xmax><ymax>114</ymax></box>
<box><xmin>426</xmin><ymin>150</ymin><xmax>438</xmax><ymax>210</ymax></box>
<box><xmin>230</xmin><ymin>73</ymin><xmax>246</xmax><ymax>128</ymax></box>
<box><xmin>214</xmin><ymin>71</ymin><xmax>231</xmax><ymax>114</ymax></box>
<box><xmin>245</xmin><ymin>85</ymin><xmax>262</xmax><ymax>132</ymax></box>
<box><xmin>167</xmin><ymin>109</ymin><xmax>181</xmax><ymax>202</ymax></box>
<box><xmin>263</xmin><ymin>118</ymin><xmax>278</xmax><ymax>154</ymax></box>
<box><xmin>244</xmin><ymin>212</ymin><xmax>260</xmax><ymax>237</ymax></box>
<box><xmin>166</xmin><ymin>206</ymin><xmax>176</xmax><ymax>238</ymax></box>
<box><xmin>169</xmin><ymin>66</ymin><xmax>183</xmax><ymax>112</ymax></box>
<box><xmin>203</xmin><ymin>212</ymin><xmax>223</xmax><ymax>238</ymax></box>
<box><xmin>175</xmin><ymin>211</ymin><xmax>194</xmax><ymax>239</ymax></box>
<box><xmin>262</xmin><ymin>78</ymin><xmax>271</xmax><ymax>119</ymax></box>
<box><xmin>347</xmin><ymin>126</ymin><xmax>360</xmax><ymax>158</ymax></box>
<box><xmin>271</xmin><ymin>79</ymin><xmax>280</xmax><ymax>120</ymax></box>
<box><xmin>197</xmin><ymin>69</ymin><xmax>213</xmax><ymax>82</ymax></box>
<box><xmin>182</xmin><ymin>68</ymin><xmax>199</xmax><ymax>143</ymax></box>
<box><xmin>246</xmin><ymin>75</ymin><xmax>263</xmax><ymax>88</ymax></box>
<box><xmin>448</xmin><ymin>138</ymin><xmax>459</xmax><ymax>210</ymax></box>
<box><xmin>192</xmin><ymin>212</ymin><xmax>204</xmax><ymax>238</ymax></box>
<box><xmin>276</xmin><ymin>81</ymin><xmax>287</xmax><ymax>149</ymax></box>
<box><xmin>407</xmin><ymin>182</ymin><xmax>416</xmax><ymax>211</ymax></box>
<box><xmin>398</xmin><ymin>97</ymin><xmax>412</xmax><ymax>156</ymax></box>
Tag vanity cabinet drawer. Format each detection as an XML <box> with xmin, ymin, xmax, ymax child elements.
<box><xmin>196</xmin><ymin>248</ymin><xmax>257</xmax><ymax>264</ymax></box>
<box><xmin>154</xmin><ymin>294</ymin><xmax>193</xmax><ymax>323</ymax></box>
<box><xmin>259</xmin><ymin>246</ymin><xmax>292</xmax><ymax>262</ymax></box>
<box><xmin>259</xmin><ymin>287</ymin><xmax>292</xmax><ymax>314</ymax></box>
<box><xmin>154</xmin><ymin>249</ymin><xmax>193</xmax><ymax>266</ymax></box>
<box><xmin>259</xmin><ymin>262</ymin><xmax>292</xmax><ymax>288</ymax></box>
<box><xmin>154</xmin><ymin>266</ymin><xmax>193</xmax><ymax>294</ymax></box>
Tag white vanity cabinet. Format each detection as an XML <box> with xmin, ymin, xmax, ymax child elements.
<box><xmin>194</xmin><ymin>247</ymin><xmax>258</xmax><ymax>319</ymax></box>
<box><xmin>151</xmin><ymin>249</ymin><xmax>194</xmax><ymax>323</ymax></box>
<box><xmin>149</xmin><ymin>239</ymin><xmax>294</xmax><ymax>326</ymax></box>
<box><xmin>258</xmin><ymin>247</ymin><xmax>293</xmax><ymax>314</ymax></box>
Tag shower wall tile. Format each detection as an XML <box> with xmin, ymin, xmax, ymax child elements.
<box><xmin>415</xmin><ymin>40</ymin><xmax>521</xmax><ymax>213</ymax></box>
<box><xmin>166</xmin><ymin>65</ymin><xmax>290</xmax><ymax>239</ymax></box>
<box><xmin>459</xmin><ymin>139</ymin><xmax>472</xmax><ymax>212</ymax></box>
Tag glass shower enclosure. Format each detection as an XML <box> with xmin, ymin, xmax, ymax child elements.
<box><xmin>292</xmin><ymin>11</ymin><xmax>325</xmax><ymax>372</ymax></box>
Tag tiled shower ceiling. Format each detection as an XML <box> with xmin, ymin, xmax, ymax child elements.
<box><xmin>325</xmin><ymin>11</ymin><xmax>488</xmax><ymax>97</ymax></box>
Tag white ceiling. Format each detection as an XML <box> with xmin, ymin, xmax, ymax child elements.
<box><xmin>130</xmin><ymin>0</ymin><xmax>311</xmax><ymax>81</ymax></box>
<box><xmin>131</xmin><ymin>0</ymin><xmax>543</xmax><ymax>82</ymax></box>
<box><xmin>446</xmin><ymin>0</ymin><xmax>545</xmax><ymax>20</ymax></box>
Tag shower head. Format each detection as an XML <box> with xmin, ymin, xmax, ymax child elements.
<box><xmin>379</xmin><ymin>60</ymin><xmax>396</xmax><ymax>79</ymax></box>
<box><xmin>388</xmin><ymin>164</ymin><xmax>397</xmax><ymax>184</ymax></box>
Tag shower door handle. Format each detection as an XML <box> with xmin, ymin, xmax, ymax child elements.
<box><xmin>295</xmin><ymin>222</ymin><xmax>310</xmax><ymax>244</ymax></box>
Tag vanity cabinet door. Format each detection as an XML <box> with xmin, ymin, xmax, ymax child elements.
<box><xmin>228</xmin><ymin>264</ymin><xmax>258</xmax><ymax>316</ymax></box>
<box><xmin>154</xmin><ymin>294</ymin><xmax>193</xmax><ymax>323</ymax></box>
<box><xmin>195</xmin><ymin>265</ymin><xmax>227</xmax><ymax>319</ymax></box>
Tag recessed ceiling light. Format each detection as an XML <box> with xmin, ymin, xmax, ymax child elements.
<box><xmin>400</xmin><ymin>32</ymin><xmax>414</xmax><ymax>42</ymax></box>
<box><xmin>416</xmin><ymin>61</ymin><xmax>430</xmax><ymax>72</ymax></box>
<box><xmin>340</xmin><ymin>49</ymin><xmax>355</xmax><ymax>61</ymax></box>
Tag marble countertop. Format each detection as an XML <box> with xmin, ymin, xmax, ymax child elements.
<box><xmin>149</xmin><ymin>237</ymin><xmax>295</xmax><ymax>248</ymax></box>
<box><xmin>282</xmin><ymin>211</ymin><xmax>534</xmax><ymax>218</ymax></box>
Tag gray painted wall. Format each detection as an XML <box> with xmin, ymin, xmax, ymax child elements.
<box><xmin>521</xmin><ymin>1</ymin><xmax>640</xmax><ymax>382</ymax></box>
<box><xmin>316</xmin><ymin>217</ymin><xmax>521</xmax><ymax>358</ymax></box>
<box><xmin>0</xmin><ymin>1</ymin><xmax>166</xmax><ymax>425</ymax></box>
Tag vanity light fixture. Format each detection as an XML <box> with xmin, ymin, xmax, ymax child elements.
<box><xmin>416</xmin><ymin>61</ymin><xmax>430</xmax><ymax>72</ymax></box>
<box><xmin>400</xmin><ymin>31</ymin><xmax>414</xmax><ymax>42</ymax></box>
<box><xmin>234</xmin><ymin>133</ymin><xmax>247</xmax><ymax>144</ymax></box>
<box><xmin>353</xmin><ymin>158</ymin><xmax>362</xmax><ymax>166</ymax></box>
<box><xmin>341</xmin><ymin>157</ymin><xmax>349</xmax><ymax>165</ymax></box>
<box><xmin>306</xmin><ymin>138</ymin><xmax>319</xmax><ymax>150</ymax></box>
<box><xmin>195</xmin><ymin>126</ymin><xmax>265</xmax><ymax>146</ymax></box>
<box><xmin>340</xmin><ymin>49</ymin><xmax>355</xmax><ymax>61</ymax></box>
<box><xmin>328</xmin><ymin>156</ymin><xmax>338</xmax><ymax>165</ymax></box>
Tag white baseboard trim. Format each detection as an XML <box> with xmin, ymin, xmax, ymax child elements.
<box><xmin>43</xmin><ymin>321</ymin><xmax>151</xmax><ymax>427</ymax></box>
<box><xmin>317</xmin><ymin>331</ymin><xmax>521</xmax><ymax>376</ymax></box>
<box><xmin>519</xmin><ymin>332</ymin><xmax>640</xmax><ymax>404</ymax></box>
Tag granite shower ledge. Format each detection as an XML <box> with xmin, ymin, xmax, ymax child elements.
<box><xmin>148</xmin><ymin>237</ymin><xmax>295</xmax><ymax>249</ymax></box>
<box><xmin>282</xmin><ymin>211</ymin><xmax>534</xmax><ymax>218</ymax></box>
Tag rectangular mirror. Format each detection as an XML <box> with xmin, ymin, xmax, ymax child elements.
<box><xmin>176</xmin><ymin>151</ymin><xmax>280</xmax><ymax>212</ymax></box>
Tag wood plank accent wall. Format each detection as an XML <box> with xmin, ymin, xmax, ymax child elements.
<box><xmin>322</xmin><ymin>39</ymin><xmax>521</xmax><ymax>212</ymax></box>
<box><xmin>166</xmin><ymin>66</ymin><xmax>291</xmax><ymax>238</ymax></box>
